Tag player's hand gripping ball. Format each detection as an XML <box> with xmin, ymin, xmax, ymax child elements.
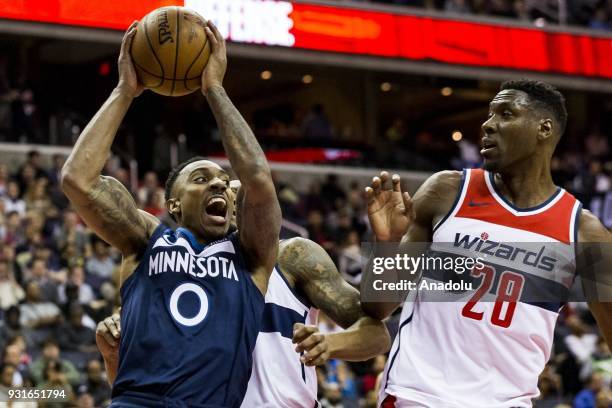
<box><xmin>130</xmin><ymin>6</ymin><xmax>211</xmax><ymax>96</ymax></box>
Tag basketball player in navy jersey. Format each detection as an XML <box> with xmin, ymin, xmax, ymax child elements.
<box><xmin>361</xmin><ymin>80</ymin><xmax>612</xmax><ymax>407</ymax></box>
<box><xmin>61</xmin><ymin>21</ymin><xmax>280</xmax><ymax>407</ymax></box>
<box><xmin>97</xmin><ymin>183</ymin><xmax>391</xmax><ymax>407</ymax></box>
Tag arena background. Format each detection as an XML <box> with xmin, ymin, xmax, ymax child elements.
<box><xmin>0</xmin><ymin>0</ymin><xmax>610</xmax><ymax>407</ymax></box>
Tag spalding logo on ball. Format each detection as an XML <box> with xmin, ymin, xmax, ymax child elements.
<box><xmin>130</xmin><ymin>6</ymin><xmax>211</xmax><ymax>97</ymax></box>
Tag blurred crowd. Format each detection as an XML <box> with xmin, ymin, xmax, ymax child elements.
<box><xmin>360</xmin><ymin>0</ymin><xmax>612</xmax><ymax>30</ymax></box>
<box><xmin>0</xmin><ymin>148</ymin><xmax>609</xmax><ymax>407</ymax></box>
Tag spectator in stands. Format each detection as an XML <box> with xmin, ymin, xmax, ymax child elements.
<box><xmin>29</xmin><ymin>339</ymin><xmax>80</xmax><ymax>387</ymax></box>
<box><xmin>301</xmin><ymin>104</ymin><xmax>333</xmax><ymax>141</ymax></box>
<box><xmin>0</xmin><ymin>164</ymin><xmax>9</xmax><ymax>196</ymax></box>
<box><xmin>19</xmin><ymin>281</ymin><xmax>62</xmax><ymax>329</ymax></box>
<box><xmin>77</xmin><ymin>359</ymin><xmax>111</xmax><ymax>406</ymax></box>
<box><xmin>57</xmin><ymin>265</ymin><xmax>94</xmax><ymax>306</ymax></box>
<box><xmin>585</xmin><ymin>128</ymin><xmax>610</xmax><ymax>160</ymax></box>
<box><xmin>2</xmin><ymin>211</ymin><xmax>22</xmax><ymax>246</ymax></box>
<box><xmin>534</xmin><ymin>364</ymin><xmax>564</xmax><ymax>407</ymax></box>
<box><xmin>583</xmin><ymin>336</ymin><xmax>612</xmax><ymax>387</ymax></box>
<box><xmin>320</xmin><ymin>174</ymin><xmax>346</xmax><ymax>212</ymax></box>
<box><xmin>25</xmin><ymin>258</ymin><xmax>59</xmax><ymax>303</ymax></box>
<box><xmin>85</xmin><ymin>237</ymin><xmax>115</xmax><ymax>289</ymax></box>
<box><xmin>0</xmin><ymin>259</ymin><xmax>24</xmax><ymax>310</ymax></box>
<box><xmin>589</xmin><ymin>7</ymin><xmax>610</xmax><ymax>30</ymax></box>
<box><xmin>38</xmin><ymin>359</ymin><xmax>76</xmax><ymax>407</ymax></box>
<box><xmin>444</xmin><ymin>0</ymin><xmax>471</xmax><ymax>13</ymax></box>
<box><xmin>306</xmin><ymin>210</ymin><xmax>335</xmax><ymax>252</ymax></box>
<box><xmin>361</xmin><ymin>353</ymin><xmax>387</xmax><ymax>397</ymax></box>
<box><xmin>0</xmin><ymin>364</ymin><xmax>15</xmax><ymax>399</ymax></box>
<box><xmin>54</xmin><ymin>209</ymin><xmax>89</xmax><ymax>259</ymax></box>
<box><xmin>3</xmin><ymin>181</ymin><xmax>25</xmax><ymax>216</ymax></box>
<box><xmin>137</xmin><ymin>171</ymin><xmax>163</xmax><ymax>206</ymax></box>
<box><xmin>1</xmin><ymin>343</ymin><xmax>29</xmax><ymax>386</ymax></box>
<box><xmin>338</xmin><ymin>230</ymin><xmax>363</xmax><ymax>285</ymax></box>
<box><xmin>55</xmin><ymin>304</ymin><xmax>96</xmax><ymax>354</ymax></box>
<box><xmin>76</xmin><ymin>392</ymin><xmax>96</xmax><ymax>408</ymax></box>
<box><xmin>24</xmin><ymin>178</ymin><xmax>52</xmax><ymax>214</ymax></box>
<box><xmin>574</xmin><ymin>372</ymin><xmax>605</xmax><ymax>408</ymax></box>
<box><xmin>319</xmin><ymin>381</ymin><xmax>343</xmax><ymax>408</ymax></box>
<box><xmin>564</xmin><ymin>315</ymin><xmax>599</xmax><ymax>381</ymax></box>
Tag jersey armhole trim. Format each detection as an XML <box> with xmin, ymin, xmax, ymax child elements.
<box><xmin>275</xmin><ymin>264</ymin><xmax>313</xmax><ymax>310</ymax></box>
<box><xmin>432</xmin><ymin>169</ymin><xmax>469</xmax><ymax>234</ymax></box>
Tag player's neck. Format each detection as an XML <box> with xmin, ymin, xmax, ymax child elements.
<box><xmin>494</xmin><ymin>156</ymin><xmax>557</xmax><ymax>209</ymax></box>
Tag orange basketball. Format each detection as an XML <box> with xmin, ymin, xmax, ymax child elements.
<box><xmin>130</xmin><ymin>6</ymin><xmax>210</xmax><ymax>97</ymax></box>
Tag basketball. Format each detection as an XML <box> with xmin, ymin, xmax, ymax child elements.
<box><xmin>130</xmin><ymin>6</ymin><xmax>210</xmax><ymax>97</ymax></box>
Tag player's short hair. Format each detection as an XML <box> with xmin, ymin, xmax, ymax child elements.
<box><xmin>500</xmin><ymin>79</ymin><xmax>567</xmax><ymax>135</ymax></box>
<box><xmin>164</xmin><ymin>156</ymin><xmax>206</xmax><ymax>202</ymax></box>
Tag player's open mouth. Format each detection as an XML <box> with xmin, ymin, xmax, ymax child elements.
<box><xmin>480</xmin><ymin>139</ymin><xmax>497</xmax><ymax>156</ymax></box>
<box><xmin>204</xmin><ymin>196</ymin><xmax>228</xmax><ymax>225</ymax></box>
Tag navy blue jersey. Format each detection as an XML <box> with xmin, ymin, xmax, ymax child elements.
<box><xmin>112</xmin><ymin>225</ymin><xmax>264</xmax><ymax>408</ymax></box>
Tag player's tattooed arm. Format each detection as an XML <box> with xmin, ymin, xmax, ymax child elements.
<box><xmin>202</xmin><ymin>22</ymin><xmax>280</xmax><ymax>292</ymax></box>
<box><xmin>61</xmin><ymin>22</ymin><xmax>156</xmax><ymax>258</ymax></box>
<box><xmin>70</xmin><ymin>176</ymin><xmax>158</xmax><ymax>255</ymax></box>
<box><xmin>578</xmin><ymin>210</ymin><xmax>612</xmax><ymax>349</ymax></box>
<box><xmin>281</xmin><ymin>238</ymin><xmax>391</xmax><ymax>362</ymax></box>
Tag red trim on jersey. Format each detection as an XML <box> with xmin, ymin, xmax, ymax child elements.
<box><xmin>381</xmin><ymin>395</ymin><xmax>397</xmax><ymax>408</ymax></box>
<box><xmin>454</xmin><ymin>169</ymin><xmax>577</xmax><ymax>243</ymax></box>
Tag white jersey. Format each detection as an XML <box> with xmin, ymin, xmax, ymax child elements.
<box><xmin>380</xmin><ymin>168</ymin><xmax>581</xmax><ymax>408</ymax></box>
<box><xmin>242</xmin><ymin>267</ymin><xmax>320</xmax><ymax>407</ymax></box>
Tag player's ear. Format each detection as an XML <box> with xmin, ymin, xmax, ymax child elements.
<box><xmin>537</xmin><ymin>118</ymin><xmax>553</xmax><ymax>142</ymax></box>
<box><xmin>166</xmin><ymin>198</ymin><xmax>181</xmax><ymax>220</ymax></box>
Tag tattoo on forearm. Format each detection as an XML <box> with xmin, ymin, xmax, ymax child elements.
<box><xmin>205</xmin><ymin>86</ymin><xmax>268</xmax><ymax>177</ymax></box>
<box><xmin>279</xmin><ymin>239</ymin><xmax>363</xmax><ymax>328</ymax></box>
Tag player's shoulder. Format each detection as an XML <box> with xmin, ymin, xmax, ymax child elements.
<box><xmin>413</xmin><ymin>170</ymin><xmax>463</xmax><ymax>214</ymax></box>
<box><xmin>578</xmin><ymin>209</ymin><xmax>611</xmax><ymax>243</ymax></box>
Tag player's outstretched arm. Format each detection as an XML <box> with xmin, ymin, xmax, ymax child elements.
<box><xmin>95</xmin><ymin>313</ymin><xmax>121</xmax><ymax>385</ymax></box>
<box><xmin>281</xmin><ymin>238</ymin><xmax>390</xmax><ymax>365</ymax></box>
<box><xmin>578</xmin><ymin>210</ymin><xmax>612</xmax><ymax>348</ymax></box>
<box><xmin>361</xmin><ymin>171</ymin><xmax>461</xmax><ymax>320</ymax></box>
<box><xmin>201</xmin><ymin>21</ymin><xmax>280</xmax><ymax>292</ymax></box>
<box><xmin>61</xmin><ymin>21</ymin><xmax>158</xmax><ymax>258</ymax></box>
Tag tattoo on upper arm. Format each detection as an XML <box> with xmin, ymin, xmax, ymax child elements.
<box><xmin>82</xmin><ymin>176</ymin><xmax>149</xmax><ymax>252</ymax></box>
<box><xmin>279</xmin><ymin>238</ymin><xmax>363</xmax><ymax>328</ymax></box>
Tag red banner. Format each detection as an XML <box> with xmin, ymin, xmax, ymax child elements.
<box><xmin>0</xmin><ymin>0</ymin><xmax>610</xmax><ymax>78</ymax></box>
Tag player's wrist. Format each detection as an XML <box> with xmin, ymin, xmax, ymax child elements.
<box><xmin>113</xmin><ymin>83</ymin><xmax>137</xmax><ymax>99</ymax></box>
<box><xmin>201</xmin><ymin>83</ymin><xmax>224</xmax><ymax>97</ymax></box>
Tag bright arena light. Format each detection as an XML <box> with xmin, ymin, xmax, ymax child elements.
<box><xmin>452</xmin><ymin>131</ymin><xmax>463</xmax><ymax>141</ymax></box>
<box><xmin>380</xmin><ymin>82</ymin><xmax>392</xmax><ymax>92</ymax></box>
<box><xmin>260</xmin><ymin>70</ymin><xmax>272</xmax><ymax>80</ymax></box>
<box><xmin>441</xmin><ymin>87</ymin><xmax>453</xmax><ymax>96</ymax></box>
<box><xmin>302</xmin><ymin>74</ymin><xmax>313</xmax><ymax>84</ymax></box>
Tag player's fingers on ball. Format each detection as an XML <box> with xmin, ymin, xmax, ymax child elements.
<box><xmin>207</xmin><ymin>21</ymin><xmax>225</xmax><ymax>46</ymax></box>
<box><xmin>392</xmin><ymin>174</ymin><xmax>402</xmax><ymax>192</ymax></box>
<box><xmin>204</xmin><ymin>27</ymin><xmax>218</xmax><ymax>50</ymax></box>
<box><xmin>120</xmin><ymin>21</ymin><xmax>138</xmax><ymax>51</ymax></box>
